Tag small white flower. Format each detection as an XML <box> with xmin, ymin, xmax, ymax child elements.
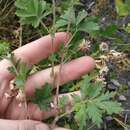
<box><xmin>100</xmin><ymin>42</ymin><xmax>109</xmax><ymax>52</ymax></box>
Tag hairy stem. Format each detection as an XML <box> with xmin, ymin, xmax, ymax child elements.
<box><xmin>40</xmin><ymin>21</ymin><xmax>49</xmax><ymax>33</ymax></box>
<box><xmin>19</xmin><ymin>25</ymin><xmax>22</xmax><ymax>47</ymax></box>
<box><xmin>51</xmin><ymin>0</ymin><xmax>56</xmax><ymax>87</ymax></box>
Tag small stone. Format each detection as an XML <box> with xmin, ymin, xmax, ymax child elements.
<box><xmin>105</xmin><ymin>116</ymin><xmax>113</xmax><ymax>122</ymax></box>
<box><xmin>107</xmin><ymin>83</ymin><xmax>117</xmax><ymax>91</ymax></box>
<box><xmin>128</xmin><ymin>81</ymin><xmax>130</xmax><ymax>88</ymax></box>
<box><xmin>99</xmin><ymin>42</ymin><xmax>109</xmax><ymax>52</ymax></box>
<box><xmin>111</xmin><ymin>80</ymin><xmax>121</xmax><ymax>87</ymax></box>
<box><xmin>119</xmin><ymin>95</ymin><xmax>127</xmax><ymax>101</ymax></box>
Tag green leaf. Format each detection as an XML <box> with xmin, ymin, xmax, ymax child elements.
<box><xmin>79</xmin><ymin>19</ymin><xmax>99</xmax><ymax>33</ymax></box>
<box><xmin>0</xmin><ymin>41</ymin><xmax>10</xmax><ymax>57</ymax></box>
<box><xmin>125</xmin><ymin>23</ymin><xmax>130</xmax><ymax>33</ymax></box>
<box><xmin>100</xmin><ymin>24</ymin><xmax>117</xmax><ymax>37</ymax></box>
<box><xmin>59</xmin><ymin>96</ymin><xmax>68</xmax><ymax>108</ymax></box>
<box><xmin>15</xmin><ymin>0</ymin><xmax>48</xmax><ymax>28</ymax></box>
<box><xmin>56</xmin><ymin>19</ymin><xmax>68</xmax><ymax>28</ymax></box>
<box><xmin>115</xmin><ymin>0</ymin><xmax>130</xmax><ymax>16</ymax></box>
<box><xmin>94</xmin><ymin>92</ymin><xmax>116</xmax><ymax>102</ymax></box>
<box><xmin>15</xmin><ymin>62</ymin><xmax>30</xmax><ymax>89</ymax></box>
<box><xmin>87</xmin><ymin>102</ymin><xmax>102</xmax><ymax>127</ymax></box>
<box><xmin>56</xmin><ymin>7</ymin><xmax>76</xmax><ymax>29</ymax></box>
<box><xmin>98</xmin><ymin>101</ymin><xmax>123</xmax><ymax>115</ymax></box>
<box><xmin>8</xmin><ymin>66</ymin><xmax>16</xmax><ymax>74</ymax></box>
<box><xmin>76</xmin><ymin>10</ymin><xmax>88</xmax><ymax>25</ymax></box>
<box><xmin>78</xmin><ymin>75</ymin><xmax>122</xmax><ymax>127</ymax></box>
<box><xmin>32</xmin><ymin>84</ymin><xmax>53</xmax><ymax>110</ymax></box>
<box><xmin>93</xmin><ymin>92</ymin><xmax>122</xmax><ymax>118</ymax></box>
<box><xmin>80</xmin><ymin>75</ymin><xmax>102</xmax><ymax>98</ymax></box>
<box><xmin>75</xmin><ymin>104</ymin><xmax>87</xmax><ymax>130</ymax></box>
<box><xmin>72</xmin><ymin>94</ymin><xmax>81</xmax><ymax>103</ymax></box>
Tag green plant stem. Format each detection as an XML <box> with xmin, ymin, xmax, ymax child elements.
<box><xmin>65</xmin><ymin>29</ymin><xmax>77</xmax><ymax>47</ymax></box>
<box><xmin>19</xmin><ymin>25</ymin><xmax>22</xmax><ymax>47</ymax></box>
<box><xmin>40</xmin><ymin>21</ymin><xmax>49</xmax><ymax>33</ymax></box>
<box><xmin>53</xmin><ymin>97</ymin><xmax>90</xmax><ymax>126</ymax></box>
<box><xmin>55</xmin><ymin>1</ymin><xmax>76</xmax><ymax>107</ymax></box>
<box><xmin>52</xmin><ymin>110</ymin><xmax>73</xmax><ymax>128</ymax></box>
<box><xmin>55</xmin><ymin>29</ymin><xmax>77</xmax><ymax>105</ymax></box>
<box><xmin>10</xmin><ymin>61</ymin><xmax>19</xmax><ymax>76</ymax></box>
<box><xmin>51</xmin><ymin>0</ymin><xmax>56</xmax><ymax>93</ymax></box>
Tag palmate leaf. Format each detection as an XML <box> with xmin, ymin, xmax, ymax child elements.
<box><xmin>87</xmin><ymin>102</ymin><xmax>102</xmax><ymax>127</ymax></box>
<box><xmin>80</xmin><ymin>75</ymin><xmax>102</xmax><ymax>98</ymax></box>
<box><xmin>76</xmin><ymin>10</ymin><xmax>88</xmax><ymax>26</ymax></box>
<box><xmin>74</xmin><ymin>104</ymin><xmax>87</xmax><ymax>130</ymax></box>
<box><xmin>85</xmin><ymin>92</ymin><xmax>122</xmax><ymax>127</ymax></box>
<box><xmin>78</xmin><ymin>19</ymin><xmax>100</xmax><ymax>33</ymax></box>
<box><xmin>15</xmin><ymin>62</ymin><xmax>31</xmax><ymax>89</ymax></box>
<box><xmin>78</xmin><ymin>75</ymin><xmax>122</xmax><ymax>128</ymax></box>
<box><xmin>98</xmin><ymin>101</ymin><xmax>122</xmax><ymax>115</ymax></box>
<box><xmin>15</xmin><ymin>0</ymin><xmax>48</xmax><ymax>28</ymax></box>
<box><xmin>59</xmin><ymin>96</ymin><xmax>68</xmax><ymax>108</ymax></box>
<box><xmin>56</xmin><ymin>7</ymin><xmax>75</xmax><ymax>28</ymax></box>
<box><xmin>32</xmin><ymin>84</ymin><xmax>53</xmax><ymax>110</ymax></box>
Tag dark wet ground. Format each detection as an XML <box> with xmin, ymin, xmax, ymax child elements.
<box><xmin>81</xmin><ymin>0</ymin><xmax>130</xmax><ymax>130</ymax></box>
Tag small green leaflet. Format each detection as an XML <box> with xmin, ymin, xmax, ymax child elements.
<box><xmin>115</xmin><ymin>0</ymin><xmax>130</xmax><ymax>16</ymax></box>
<box><xmin>125</xmin><ymin>23</ymin><xmax>130</xmax><ymax>33</ymax></box>
<box><xmin>76</xmin><ymin>10</ymin><xmax>88</xmax><ymax>26</ymax></box>
<box><xmin>59</xmin><ymin>95</ymin><xmax>68</xmax><ymax>108</ymax></box>
<box><xmin>73</xmin><ymin>75</ymin><xmax>123</xmax><ymax>128</ymax></box>
<box><xmin>78</xmin><ymin>19</ymin><xmax>99</xmax><ymax>33</ymax></box>
<box><xmin>56</xmin><ymin>7</ymin><xmax>76</xmax><ymax>28</ymax></box>
<box><xmin>80</xmin><ymin>75</ymin><xmax>102</xmax><ymax>98</ymax></box>
<box><xmin>100</xmin><ymin>24</ymin><xmax>117</xmax><ymax>38</ymax></box>
<box><xmin>15</xmin><ymin>0</ymin><xmax>49</xmax><ymax>28</ymax></box>
<box><xmin>7</xmin><ymin>53</ymin><xmax>31</xmax><ymax>89</ymax></box>
<box><xmin>56</xmin><ymin>7</ymin><xmax>99</xmax><ymax>34</ymax></box>
<box><xmin>86</xmin><ymin>91</ymin><xmax>122</xmax><ymax>127</ymax></box>
<box><xmin>87</xmin><ymin>102</ymin><xmax>102</xmax><ymax>127</ymax></box>
<box><xmin>14</xmin><ymin>63</ymin><xmax>30</xmax><ymax>89</ymax></box>
<box><xmin>0</xmin><ymin>41</ymin><xmax>10</xmax><ymax>57</ymax></box>
<box><xmin>74</xmin><ymin>104</ymin><xmax>87</xmax><ymax>130</ymax></box>
<box><xmin>32</xmin><ymin>84</ymin><xmax>53</xmax><ymax>110</ymax></box>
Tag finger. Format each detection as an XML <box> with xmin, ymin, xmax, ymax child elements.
<box><xmin>0</xmin><ymin>32</ymin><xmax>69</xmax><ymax>80</ymax></box>
<box><xmin>5</xmin><ymin>91</ymin><xmax>80</xmax><ymax>120</ymax></box>
<box><xmin>27</xmin><ymin>91</ymin><xmax>80</xmax><ymax>120</ymax></box>
<box><xmin>25</xmin><ymin>56</ymin><xmax>95</xmax><ymax>97</ymax></box>
<box><xmin>0</xmin><ymin>80</ymin><xmax>11</xmax><ymax>116</ymax></box>
<box><xmin>35</xmin><ymin>122</ymin><xmax>50</xmax><ymax>130</ymax></box>
<box><xmin>0</xmin><ymin>119</ymin><xmax>49</xmax><ymax>130</ymax></box>
<box><xmin>5</xmin><ymin>99</ymin><xmax>58</xmax><ymax>120</ymax></box>
<box><xmin>14</xmin><ymin>32</ymin><xmax>69</xmax><ymax>66</ymax></box>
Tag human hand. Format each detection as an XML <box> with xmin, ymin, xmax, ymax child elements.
<box><xmin>0</xmin><ymin>32</ymin><xmax>95</xmax><ymax>130</ymax></box>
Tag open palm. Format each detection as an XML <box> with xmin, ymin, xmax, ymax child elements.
<box><xmin>0</xmin><ymin>32</ymin><xmax>95</xmax><ymax>130</ymax></box>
